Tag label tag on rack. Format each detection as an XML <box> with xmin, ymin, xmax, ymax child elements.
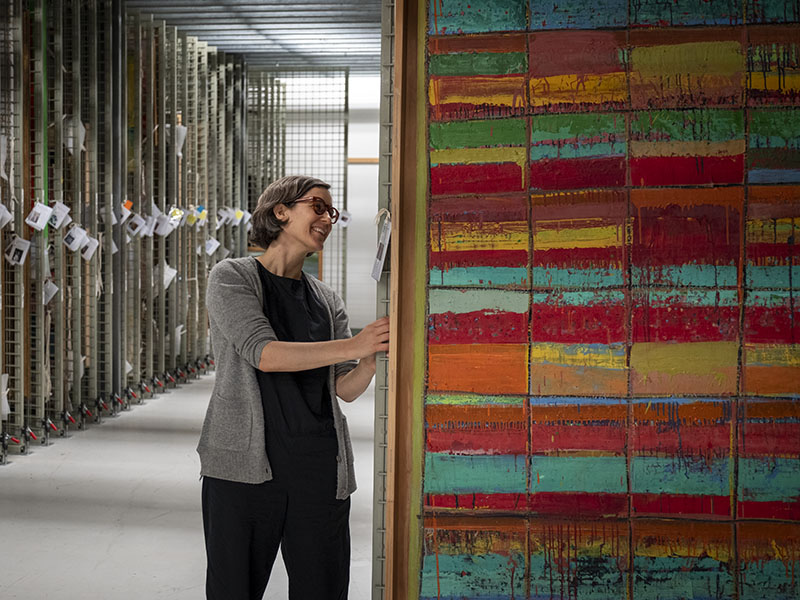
<box><xmin>371</xmin><ymin>210</ymin><xmax>391</xmax><ymax>282</ymax></box>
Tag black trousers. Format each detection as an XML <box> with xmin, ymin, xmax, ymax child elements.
<box><xmin>202</xmin><ymin>442</ymin><xmax>350</xmax><ymax>600</ymax></box>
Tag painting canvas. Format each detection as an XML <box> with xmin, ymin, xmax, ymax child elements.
<box><xmin>420</xmin><ymin>0</ymin><xmax>800</xmax><ymax>597</ymax></box>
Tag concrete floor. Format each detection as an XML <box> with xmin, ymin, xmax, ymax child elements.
<box><xmin>0</xmin><ymin>373</ymin><xmax>376</xmax><ymax>599</ymax></box>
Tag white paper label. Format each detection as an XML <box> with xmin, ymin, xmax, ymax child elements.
<box><xmin>25</xmin><ymin>202</ymin><xmax>54</xmax><ymax>231</ymax></box>
<box><xmin>371</xmin><ymin>214</ymin><xmax>391</xmax><ymax>281</ymax></box>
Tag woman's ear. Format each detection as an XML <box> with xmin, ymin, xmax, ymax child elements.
<box><xmin>272</xmin><ymin>203</ymin><xmax>289</xmax><ymax>224</ymax></box>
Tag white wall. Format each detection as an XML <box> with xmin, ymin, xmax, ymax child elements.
<box><xmin>344</xmin><ymin>75</ymin><xmax>381</xmax><ymax>329</ymax></box>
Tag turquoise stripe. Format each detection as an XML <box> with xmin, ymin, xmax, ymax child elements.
<box><xmin>428</xmin><ymin>288</ymin><xmax>529</xmax><ymax>315</ymax></box>
<box><xmin>533</xmin><ymin>290</ymin><xmax>625</xmax><ymax>305</ymax></box>
<box><xmin>424</xmin><ymin>454</ymin><xmax>527</xmax><ymax>494</ymax></box>
<box><xmin>739</xmin><ymin>457</ymin><xmax>800</xmax><ymax>502</ymax></box>
<box><xmin>631</xmin><ymin>456</ymin><xmax>731</xmax><ymax>496</ymax></box>
<box><xmin>748</xmin><ymin>265</ymin><xmax>800</xmax><ymax>289</ymax></box>
<box><xmin>530</xmin><ymin>456</ymin><xmax>627</xmax><ymax>493</ymax></box>
<box><xmin>533</xmin><ymin>266</ymin><xmax>624</xmax><ymax>288</ymax></box>
<box><xmin>530</xmin><ymin>555</ymin><xmax>627</xmax><ymax>599</ymax></box>
<box><xmin>746</xmin><ymin>289</ymin><xmax>794</xmax><ymax>307</ymax></box>
<box><xmin>530</xmin><ymin>141</ymin><xmax>627</xmax><ymax>161</ymax></box>
<box><xmin>631</xmin><ymin>265</ymin><xmax>738</xmax><ymax>287</ymax></box>
<box><xmin>741</xmin><ymin>559</ymin><xmax>800</xmax><ymax>599</ymax></box>
<box><xmin>631</xmin><ymin>397</ymin><xmax>728</xmax><ymax>406</ymax></box>
<box><xmin>428</xmin><ymin>0</ymin><xmax>527</xmax><ymax>34</ymax></box>
<box><xmin>430</xmin><ymin>266</ymin><xmax>528</xmax><ymax>287</ymax></box>
<box><xmin>530</xmin><ymin>396</ymin><xmax>628</xmax><ymax>406</ymax></box>
<box><xmin>633</xmin><ymin>557</ymin><xmax>733</xmax><ymax>600</ymax></box>
<box><xmin>421</xmin><ymin>553</ymin><xmax>526</xmax><ymax>598</ymax></box>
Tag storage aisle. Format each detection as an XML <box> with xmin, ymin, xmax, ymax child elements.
<box><xmin>0</xmin><ymin>373</ymin><xmax>375</xmax><ymax>599</ymax></box>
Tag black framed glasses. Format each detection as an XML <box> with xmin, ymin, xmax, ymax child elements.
<box><xmin>293</xmin><ymin>196</ymin><xmax>340</xmax><ymax>223</ymax></box>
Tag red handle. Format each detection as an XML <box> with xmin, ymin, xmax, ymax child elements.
<box><xmin>27</xmin><ymin>430</ymin><xmax>38</xmax><ymax>441</ymax></box>
<box><xmin>68</xmin><ymin>414</ymin><xmax>76</xmax><ymax>424</ymax></box>
<box><xmin>10</xmin><ymin>436</ymin><xmax>20</xmax><ymax>444</ymax></box>
<box><xmin>85</xmin><ymin>408</ymin><xmax>93</xmax><ymax>417</ymax></box>
<box><xmin>49</xmin><ymin>421</ymin><xmax>58</xmax><ymax>432</ymax></box>
<box><xmin>130</xmin><ymin>391</ymin><xmax>138</xmax><ymax>399</ymax></box>
<box><xmin>143</xmin><ymin>385</ymin><xmax>151</xmax><ymax>393</ymax></box>
<box><xmin>157</xmin><ymin>380</ymin><xmax>164</xmax><ymax>388</ymax></box>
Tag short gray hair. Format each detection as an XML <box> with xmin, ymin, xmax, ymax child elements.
<box><xmin>249</xmin><ymin>175</ymin><xmax>331</xmax><ymax>249</ymax></box>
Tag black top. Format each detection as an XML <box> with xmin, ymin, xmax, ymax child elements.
<box><xmin>255</xmin><ymin>263</ymin><xmax>335</xmax><ymax>455</ymax></box>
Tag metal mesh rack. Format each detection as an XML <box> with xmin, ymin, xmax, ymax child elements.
<box><xmin>0</xmin><ymin>2</ymin><xmax>251</xmax><ymax>459</ymax></box>
<box><xmin>250</xmin><ymin>69</ymin><xmax>349</xmax><ymax>297</ymax></box>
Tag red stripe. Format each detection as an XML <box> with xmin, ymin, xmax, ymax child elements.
<box><xmin>428</xmin><ymin>311</ymin><xmax>529</xmax><ymax>344</ymax></box>
<box><xmin>632</xmin><ymin>494</ymin><xmax>732</xmax><ymax>518</ymax></box>
<box><xmin>426</xmin><ymin>430</ymin><xmax>528</xmax><ymax>455</ymax></box>
<box><xmin>431</xmin><ymin>163</ymin><xmax>524</xmax><ymax>196</ymax></box>
<box><xmin>529</xmin><ymin>31</ymin><xmax>627</xmax><ymax>77</ymax></box>
<box><xmin>632</xmin><ymin>304</ymin><xmax>739</xmax><ymax>343</ymax></box>
<box><xmin>529</xmin><ymin>492</ymin><xmax>628</xmax><ymax>516</ymax></box>
<box><xmin>530</xmin><ymin>424</ymin><xmax>626</xmax><ymax>453</ymax></box>
<box><xmin>739</xmin><ymin>422</ymin><xmax>800</xmax><ymax>456</ymax></box>
<box><xmin>430</xmin><ymin>194</ymin><xmax>529</xmax><ymax>221</ymax></box>
<box><xmin>533</xmin><ymin>246</ymin><xmax>624</xmax><ymax>267</ymax></box>
<box><xmin>429</xmin><ymin>103</ymin><xmax>528</xmax><ymax>122</ymax></box>
<box><xmin>530</xmin><ymin>157</ymin><xmax>626</xmax><ymax>190</ymax></box>
<box><xmin>430</xmin><ymin>249</ymin><xmax>529</xmax><ymax>269</ymax></box>
<box><xmin>631</xmin><ymin>155</ymin><xmax>744</xmax><ymax>186</ymax></box>
<box><xmin>633</xmin><ymin>424</ymin><xmax>733</xmax><ymax>456</ymax></box>
<box><xmin>531</xmin><ymin>304</ymin><xmax>626</xmax><ymax>344</ymax></box>
<box><xmin>743</xmin><ymin>305</ymin><xmax>800</xmax><ymax>344</ymax></box>
<box><xmin>747</xmin><ymin>242</ymin><xmax>800</xmax><ymax>262</ymax></box>
<box><xmin>426</xmin><ymin>493</ymin><xmax>528</xmax><ymax>511</ymax></box>
<box><xmin>738</xmin><ymin>500</ymin><xmax>800</xmax><ymax>520</ymax></box>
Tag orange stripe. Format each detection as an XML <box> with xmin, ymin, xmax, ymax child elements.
<box><xmin>744</xmin><ymin>366</ymin><xmax>800</xmax><ymax>396</ymax></box>
<box><xmin>428</xmin><ymin>344</ymin><xmax>528</xmax><ymax>395</ymax></box>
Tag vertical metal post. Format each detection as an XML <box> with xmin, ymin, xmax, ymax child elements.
<box><xmin>28</xmin><ymin>0</ymin><xmax>48</xmax><ymax>438</ymax></box>
<box><xmin>372</xmin><ymin>0</ymin><xmax>395</xmax><ymax>596</ymax></box>
<box><xmin>50</xmin><ymin>0</ymin><xmax>66</xmax><ymax>428</ymax></box>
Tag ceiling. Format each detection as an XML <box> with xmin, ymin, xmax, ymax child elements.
<box><xmin>124</xmin><ymin>0</ymin><xmax>382</xmax><ymax>73</ymax></box>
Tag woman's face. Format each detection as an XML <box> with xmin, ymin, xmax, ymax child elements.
<box><xmin>276</xmin><ymin>186</ymin><xmax>335</xmax><ymax>253</ymax></box>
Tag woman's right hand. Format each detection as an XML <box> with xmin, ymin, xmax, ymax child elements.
<box><xmin>350</xmin><ymin>316</ymin><xmax>390</xmax><ymax>360</ymax></box>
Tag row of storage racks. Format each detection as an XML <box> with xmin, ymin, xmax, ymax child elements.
<box><xmin>0</xmin><ymin>0</ymin><xmax>287</xmax><ymax>462</ymax></box>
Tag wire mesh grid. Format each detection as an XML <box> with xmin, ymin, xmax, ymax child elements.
<box><xmin>255</xmin><ymin>68</ymin><xmax>348</xmax><ymax>299</ymax></box>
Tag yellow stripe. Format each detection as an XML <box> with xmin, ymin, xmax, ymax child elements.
<box><xmin>534</xmin><ymin>223</ymin><xmax>624</xmax><ymax>250</ymax></box>
<box><xmin>530</xmin><ymin>343</ymin><xmax>626</xmax><ymax>369</ymax></box>
<box><xmin>746</xmin><ymin>218</ymin><xmax>798</xmax><ymax>244</ymax></box>
<box><xmin>431</xmin><ymin>221</ymin><xmax>528</xmax><ymax>251</ymax></box>
<box><xmin>748</xmin><ymin>72</ymin><xmax>800</xmax><ymax>92</ymax></box>
<box><xmin>430</xmin><ymin>76</ymin><xmax>526</xmax><ymax>107</ymax></box>
<box><xmin>746</xmin><ymin>344</ymin><xmax>800</xmax><ymax>368</ymax></box>
<box><xmin>631</xmin><ymin>342</ymin><xmax>738</xmax><ymax>378</ymax></box>
<box><xmin>631</xmin><ymin>140</ymin><xmax>745</xmax><ymax>158</ymax></box>
<box><xmin>631</xmin><ymin>41</ymin><xmax>744</xmax><ymax>76</ymax></box>
<box><xmin>530</xmin><ymin>72</ymin><xmax>628</xmax><ymax>106</ymax></box>
<box><xmin>430</xmin><ymin>147</ymin><xmax>527</xmax><ymax>170</ymax></box>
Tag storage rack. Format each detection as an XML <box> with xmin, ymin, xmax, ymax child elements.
<box><xmin>0</xmin><ymin>2</ymin><xmax>254</xmax><ymax>462</ymax></box>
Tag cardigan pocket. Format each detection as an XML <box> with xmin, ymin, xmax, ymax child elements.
<box><xmin>204</xmin><ymin>394</ymin><xmax>253</xmax><ymax>451</ymax></box>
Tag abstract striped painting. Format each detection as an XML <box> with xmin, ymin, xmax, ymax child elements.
<box><xmin>420</xmin><ymin>0</ymin><xmax>800</xmax><ymax>597</ymax></box>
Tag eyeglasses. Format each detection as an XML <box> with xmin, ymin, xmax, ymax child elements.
<box><xmin>293</xmin><ymin>196</ymin><xmax>340</xmax><ymax>224</ymax></box>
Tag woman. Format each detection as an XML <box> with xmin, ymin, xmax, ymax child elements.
<box><xmin>197</xmin><ymin>175</ymin><xmax>390</xmax><ymax>599</ymax></box>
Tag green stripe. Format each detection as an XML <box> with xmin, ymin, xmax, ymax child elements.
<box><xmin>533</xmin><ymin>290</ymin><xmax>625</xmax><ymax>305</ymax></box>
<box><xmin>749</xmin><ymin>109</ymin><xmax>800</xmax><ymax>140</ymax></box>
<box><xmin>429</xmin><ymin>51</ymin><xmax>527</xmax><ymax>76</ymax></box>
<box><xmin>531</xmin><ymin>113</ymin><xmax>626</xmax><ymax>142</ymax></box>
<box><xmin>631</xmin><ymin>109</ymin><xmax>744</xmax><ymax>142</ymax></box>
<box><xmin>430</xmin><ymin>118</ymin><xmax>527</xmax><ymax>149</ymax></box>
<box><xmin>426</xmin><ymin>393</ymin><xmax>526</xmax><ymax>406</ymax></box>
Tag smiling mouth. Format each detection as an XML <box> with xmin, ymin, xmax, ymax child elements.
<box><xmin>312</xmin><ymin>226</ymin><xmax>328</xmax><ymax>237</ymax></box>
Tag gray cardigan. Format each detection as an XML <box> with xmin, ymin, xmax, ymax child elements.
<box><xmin>196</xmin><ymin>256</ymin><xmax>358</xmax><ymax>499</ymax></box>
